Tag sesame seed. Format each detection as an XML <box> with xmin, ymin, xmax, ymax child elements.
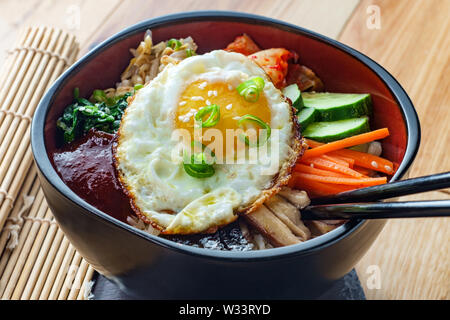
<box><xmin>178</xmin><ymin>116</ymin><xmax>184</xmax><ymax>121</ymax></box>
<box><xmin>179</xmin><ymin>101</ymin><xmax>186</xmax><ymax>106</ymax></box>
<box><xmin>228</xmin><ymin>84</ymin><xmax>233</xmax><ymax>91</ymax></box>
<box><xmin>213</xmin><ymin>90</ymin><xmax>218</xmax><ymax>96</ymax></box>
<box><xmin>225</xmin><ymin>104</ymin><xmax>232</xmax><ymax>110</ymax></box>
<box><xmin>191</xmin><ymin>96</ymin><xmax>204</xmax><ymax>101</ymax></box>
<box><xmin>198</xmin><ymin>82</ymin><xmax>207</xmax><ymax>89</ymax></box>
<box><xmin>182</xmin><ymin>117</ymin><xmax>190</xmax><ymax>123</ymax></box>
<box><xmin>208</xmin><ymin>90</ymin><xmax>214</xmax><ymax>97</ymax></box>
<box><xmin>385</xmin><ymin>165</ymin><xmax>392</xmax><ymax>172</ymax></box>
<box><xmin>371</xmin><ymin>161</ymin><xmax>379</xmax><ymax>168</ymax></box>
<box><xmin>206</xmin><ymin>100</ymin><xmax>211</xmax><ymax>105</ymax></box>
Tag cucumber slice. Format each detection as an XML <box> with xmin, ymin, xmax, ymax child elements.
<box><xmin>282</xmin><ymin>84</ymin><xmax>304</xmax><ymax>111</ymax></box>
<box><xmin>297</xmin><ymin>107</ymin><xmax>318</xmax><ymax>129</ymax></box>
<box><xmin>302</xmin><ymin>92</ymin><xmax>372</xmax><ymax>121</ymax></box>
<box><xmin>303</xmin><ymin>117</ymin><xmax>370</xmax><ymax>142</ymax></box>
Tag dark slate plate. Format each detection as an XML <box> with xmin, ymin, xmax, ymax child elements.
<box><xmin>91</xmin><ymin>269</ymin><xmax>365</xmax><ymax>300</ymax></box>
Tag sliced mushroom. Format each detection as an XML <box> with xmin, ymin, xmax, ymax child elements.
<box><xmin>244</xmin><ymin>205</ymin><xmax>300</xmax><ymax>247</ymax></box>
<box><xmin>266</xmin><ymin>195</ymin><xmax>300</xmax><ymax>225</ymax></box>
<box><xmin>307</xmin><ymin>221</ymin><xmax>339</xmax><ymax>237</ymax></box>
<box><xmin>278</xmin><ymin>187</ymin><xmax>311</xmax><ymax>209</ymax></box>
<box><xmin>264</xmin><ymin>195</ymin><xmax>311</xmax><ymax>241</ymax></box>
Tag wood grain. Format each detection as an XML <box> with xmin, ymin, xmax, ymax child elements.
<box><xmin>0</xmin><ymin>0</ymin><xmax>122</xmax><ymax>63</ymax></box>
<box><xmin>79</xmin><ymin>0</ymin><xmax>359</xmax><ymax>54</ymax></box>
<box><xmin>339</xmin><ymin>0</ymin><xmax>449</xmax><ymax>299</ymax></box>
<box><xmin>0</xmin><ymin>0</ymin><xmax>359</xmax><ymax>60</ymax></box>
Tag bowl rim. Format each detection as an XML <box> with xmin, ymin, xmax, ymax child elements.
<box><xmin>31</xmin><ymin>10</ymin><xmax>421</xmax><ymax>262</ymax></box>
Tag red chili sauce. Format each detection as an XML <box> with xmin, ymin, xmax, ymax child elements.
<box><xmin>52</xmin><ymin>129</ymin><xmax>133</xmax><ymax>223</ymax></box>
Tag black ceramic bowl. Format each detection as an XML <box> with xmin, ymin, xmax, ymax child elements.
<box><xmin>31</xmin><ymin>11</ymin><xmax>420</xmax><ymax>299</ymax></box>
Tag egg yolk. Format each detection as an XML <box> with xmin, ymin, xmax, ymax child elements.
<box><xmin>175</xmin><ymin>81</ymin><xmax>271</xmax><ymax>158</ymax></box>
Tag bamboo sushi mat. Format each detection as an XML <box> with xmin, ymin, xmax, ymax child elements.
<box><xmin>0</xmin><ymin>26</ymin><xmax>95</xmax><ymax>300</ymax></box>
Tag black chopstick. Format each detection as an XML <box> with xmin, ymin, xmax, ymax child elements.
<box><xmin>301</xmin><ymin>200</ymin><xmax>450</xmax><ymax>220</ymax></box>
<box><xmin>311</xmin><ymin>172</ymin><xmax>450</xmax><ymax>205</ymax></box>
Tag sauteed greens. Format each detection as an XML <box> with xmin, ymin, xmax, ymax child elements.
<box><xmin>56</xmin><ymin>88</ymin><xmax>132</xmax><ymax>143</ymax></box>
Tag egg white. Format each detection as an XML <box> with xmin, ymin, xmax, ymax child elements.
<box><xmin>115</xmin><ymin>50</ymin><xmax>298</xmax><ymax>234</ymax></box>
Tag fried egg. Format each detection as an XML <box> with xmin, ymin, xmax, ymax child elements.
<box><xmin>114</xmin><ymin>50</ymin><xmax>302</xmax><ymax>234</ymax></box>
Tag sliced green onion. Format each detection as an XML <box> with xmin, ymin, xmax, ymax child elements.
<box><xmin>183</xmin><ymin>147</ymin><xmax>215</xmax><ymax>178</ymax></box>
<box><xmin>186</xmin><ymin>49</ymin><xmax>196</xmax><ymax>57</ymax></box>
<box><xmin>134</xmin><ymin>84</ymin><xmax>144</xmax><ymax>91</ymax></box>
<box><xmin>241</xmin><ymin>86</ymin><xmax>259</xmax><ymax>102</ymax></box>
<box><xmin>237</xmin><ymin>114</ymin><xmax>271</xmax><ymax>147</ymax></box>
<box><xmin>92</xmin><ymin>89</ymin><xmax>107</xmax><ymax>103</ymax></box>
<box><xmin>167</xmin><ymin>39</ymin><xmax>182</xmax><ymax>50</ymax></box>
<box><xmin>191</xmin><ymin>141</ymin><xmax>215</xmax><ymax>165</ymax></box>
<box><xmin>183</xmin><ymin>162</ymin><xmax>215</xmax><ymax>178</ymax></box>
<box><xmin>236</xmin><ymin>77</ymin><xmax>265</xmax><ymax>102</ymax></box>
<box><xmin>194</xmin><ymin>104</ymin><xmax>220</xmax><ymax>128</ymax></box>
<box><xmin>251</xmin><ymin>77</ymin><xmax>265</xmax><ymax>90</ymax></box>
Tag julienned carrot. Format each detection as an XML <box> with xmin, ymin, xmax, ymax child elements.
<box><xmin>329</xmin><ymin>149</ymin><xmax>395</xmax><ymax>175</ymax></box>
<box><xmin>305</xmin><ymin>139</ymin><xmax>354</xmax><ymax>167</ymax></box>
<box><xmin>301</xmin><ymin>157</ymin><xmax>365</xmax><ymax>178</ymax></box>
<box><xmin>304</xmin><ymin>135</ymin><xmax>395</xmax><ymax>175</ymax></box>
<box><xmin>302</xmin><ymin>128</ymin><xmax>390</xmax><ymax>159</ymax></box>
<box><xmin>292</xmin><ymin>175</ymin><xmax>343</xmax><ymax>196</ymax></box>
<box><xmin>295</xmin><ymin>172</ymin><xmax>387</xmax><ymax>187</ymax></box>
<box><xmin>298</xmin><ymin>134</ymin><xmax>392</xmax><ymax>196</ymax></box>
<box><xmin>294</xmin><ymin>163</ymin><xmax>349</xmax><ymax>178</ymax></box>
<box><xmin>293</xmin><ymin>181</ymin><xmax>341</xmax><ymax>197</ymax></box>
<box><xmin>321</xmin><ymin>154</ymin><xmax>349</xmax><ymax>167</ymax></box>
<box><xmin>305</xmin><ymin>138</ymin><xmax>323</xmax><ymax>148</ymax></box>
<box><xmin>332</xmin><ymin>155</ymin><xmax>355</xmax><ymax>168</ymax></box>
<box><xmin>291</xmin><ymin>174</ymin><xmax>358</xmax><ymax>197</ymax></box>
<box><xmin>353</xmin><ymin>165</ymin><xmax>374</xmax><ymax>176</ymax></box>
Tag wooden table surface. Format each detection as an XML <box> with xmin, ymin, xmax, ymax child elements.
<box><xmin>0</xmin><ymin>0</ymin><xmax>448</xmax><ymax>299</ymax></box>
